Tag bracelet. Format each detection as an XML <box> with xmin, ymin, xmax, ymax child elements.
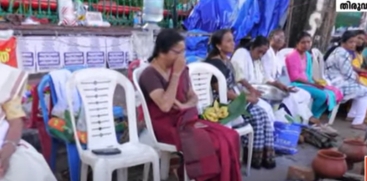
<box><xmin>2</xmin><ymin>140</ymin><xmax>18</xmax><ymax>149</ymax></box>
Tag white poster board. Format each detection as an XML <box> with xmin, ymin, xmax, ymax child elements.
<box><xmin>34</xmin><ymin>36</ymin><xmax>63</xmax><ymax>72</ymax></box>
<box><xmin>17</xmin><ymin>37</ymin><xmax>36</xmax><ymax>73</ymax></box>
<box><xmin>15</xmin><ymin>35</ymin><xmax>138</xmax><ymax>73</ymax></box>
<box><xmin>105</xmin><ymin>36</ymin><xmax>131</xmax><ymax>69</ymax></box>
<box><xmin>85</xmin><ymin>36</ymin><xmax>106</xmax><ymax>68</ymax></box>
<box><xmin>60</xmin><ymin>36</ymin><xmax>86</xmax><ymax>67</ymax></box>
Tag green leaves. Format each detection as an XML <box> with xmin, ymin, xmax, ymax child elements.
<box><xmin>219</xmin><ymin>92</ymin><xmax>251</xmax><ymax>125</ymax></box>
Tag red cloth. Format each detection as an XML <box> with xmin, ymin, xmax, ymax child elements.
<box><xmin>146</xmin><ymin>69</ymin><xmax>242</xmax><ymax>181</ymax></box>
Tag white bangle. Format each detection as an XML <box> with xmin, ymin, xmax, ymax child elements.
<box><xmin>2</xmin><ymin>140</ymin><xmax>18</xmax><ymax>148</ymax></box>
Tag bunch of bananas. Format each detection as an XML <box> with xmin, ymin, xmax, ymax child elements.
<box><xmin>202</xmin><ymin>100</ymin><xmax>229</xmax><ymax>122</ymax></box>
<box><xmin>315</xmin><ymin>79</ymin><xmax>327</xmax><ymax>86</ymax></box>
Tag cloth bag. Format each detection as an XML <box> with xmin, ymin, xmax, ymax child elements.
<box><xmin>273</xmin><ymin>121</ymin><xmax>302</xmax><ymax>155</ymax></box>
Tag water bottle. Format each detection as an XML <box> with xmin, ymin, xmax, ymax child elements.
<box><xmin>142</xmin><ymin>0</ymin><xmax>164</xmax><ymax>22</ymax></box>
<box><xmin>133</xmin><ymin>11</ymin><xmax>142</xmax><ymax>28</ymax></box>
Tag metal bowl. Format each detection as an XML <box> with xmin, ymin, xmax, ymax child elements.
<box><xmin>252</xmin><ymin>84</ymin><xmax>289</xmax><ymax>101</ymax></box>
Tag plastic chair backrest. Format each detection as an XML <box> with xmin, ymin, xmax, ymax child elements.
<box><xmin>40</xmin><ymin>67</ymin><xmax>86</xmax><ymax>110</ymax></box>
<box><xmin>277</xmin><ymin>48</ymin><xmax>294</xmax><ymax>65</ymax></box>
<box><xmin>311</xmin><ymin>48</ymin><xmax>325</xmax><ymax>80</ymax></box>
<box><xmin>132</xmin><ymin>64</ymin><xmax>159</xmax><ymax>145</ymax></box>
<box><xmin>187</xmin><ymin>62</ymin><xmax>228</xmax><ymax>113</ymax></box>
<box><xmin>38</xmin><ymin>74</ymin><xmax>57</xmax><ymax>134</ymax></box>
<box><xmin>66</xmin><ymin>68</ymin><xmax>138</xmax><ymax>152</ymax></box>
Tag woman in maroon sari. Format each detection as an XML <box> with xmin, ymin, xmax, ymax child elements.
<box><xmin>138</xmin><ymin>29</ymin><xmax>242</xmax><ymax>181</ymax></box>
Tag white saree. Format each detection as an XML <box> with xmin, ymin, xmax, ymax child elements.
<box><xmin>263</xmin><ymin>47</ymin><xmax>313</xmax><ymax>124</ymax></box>
<box><xmin>0</xmin><ymin>63</ymin><xmax>56</xmax><ymax>181</ymax></box>
<box><xmin>231</xmin><ymin>48</ymin><xmax>277</xmax><ymax>128</ymax></box>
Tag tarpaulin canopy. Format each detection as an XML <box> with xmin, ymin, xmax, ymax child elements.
<box><xmin>185</xmin><ymin>29</ymin><xmax>210</xmax><ymax>62</ymax></box>
<box><xmin>184</xmin><ymin>0</ymin><xmax>289</xmax><ymax>42</ymax></box>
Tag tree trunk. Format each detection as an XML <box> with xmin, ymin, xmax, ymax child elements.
<box><xmin>360</xmin><ymin>12</ymin><xmax>367</xmax><ymax>29</ymax></box>
<box><xmin>285</xmin><ymin>0</ymin><xmax>336</xmax><ymax>51</ymax></box>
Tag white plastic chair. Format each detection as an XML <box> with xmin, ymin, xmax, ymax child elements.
<box><xmin>132</xmin><ymin>64</ymin><xmax>191</xmax><ymax>181</ymax></box>
<box><xmin>310</xmin><ymin>49</ymin><xmax>355</xmax><ymax>125</ymax></box>
<box><xmin>326</xmin><ymin>77</ymin><xmax>355</xmax><ymax>125</ymax></box>
<box><xmin>65</xmin><ymin>68</ymin><xmax>160</xmax><ymax>181</ymax></box>
<box><xmin>187</xmin><ymin>62</ymin><xmax>254</xmax><ymax>176</ymax></box>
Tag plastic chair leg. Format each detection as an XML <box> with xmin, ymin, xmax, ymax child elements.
<box><xmin>328</xmin><ymin>104</ymin><xmax>340</xmax><ymax>125</ymax></box>
<box><xmin>159</xmin><ymin>151</ymin><xmax>171</xmax><ymax>180</ymax></box>
<box><xmin>117</xmin><ymin>168</ymin><xmax>128</xmax><ymax>181</ymax></box>
<box><xmin>66</xmin><ymin>143</ymin><xmax>81</xmax><ymax>181</ymax></box>
<box><xmin>80</xmin><ymin>163</ymin><xmax>88</xmax><ymax>181</ymax></box>
<box><xmin>246</xmin><ymin>132</ymin><xmax>254</xmax><ymax>176</ymax></box>
<box><xmin>92</xmin><ymin>161</ymin><xmax>111</xmax><ymax>181</ymax></box>
<box><xmin>142</xmin><ymin>163</ymin><xmax>150</xmax><ymax>181</ymax></box>
<box><xmin>151</xmin><ymin>159</ymin><xmax>160</xmax><ymax>181</ymax></box>
<box><xmin>184</xmin><ymin>165</ymin><xmax>190</xmax><ymax>181</ymax></box>
<box><xmin>50</xmin><ymin>138</ymin><xmax>59</xmax><ymax>171</ymax></box>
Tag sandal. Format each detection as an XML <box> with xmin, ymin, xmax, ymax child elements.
<box><xmin>262</xmin><ymin>158</ymin><xmax>276</xmax><ymax>169</ymax></box>
<box><xmin>262</xmin><ymin>148</ymin><xmax>276</xmax><ymax>169</ymax></box>
<box><xmin>345</xmin><ymin>117</ymin><xmax>353</xmax><ymax>122</ymax></box>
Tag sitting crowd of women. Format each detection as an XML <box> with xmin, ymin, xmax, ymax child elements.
<box><xmin>138</xmin><ymin>28</ymin><xmax>367</xmax><ymax>181</ymax></box>
<box><xmin>5</xmin><ymin>27</ymin><xmax>367</xmax><ymax>181</ymax></box>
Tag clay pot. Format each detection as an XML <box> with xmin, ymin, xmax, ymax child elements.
<box><xmin>312</xmin><ymin>149</ymin><xmax>347</xmax><ymax>178</ymax></box>
<box><xmin>338</xmin><ymin>139</ymin><xmax>367</xmax><ymax>163</ymax></box>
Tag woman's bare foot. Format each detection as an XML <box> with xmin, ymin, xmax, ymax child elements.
<box><xmin>351</xmin><ymin>124</ymin><xmax>367</xmax><ymax>130</ymax></box>
<box><xmin>309</xmin><ymin>117</ymin><xmax>321</xmax><ymax>125</ymax></box>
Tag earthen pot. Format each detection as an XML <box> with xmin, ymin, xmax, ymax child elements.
<box><xmin>312</xmin><ymin>149</ymin><xmax>347</xmax><ymax>178</ymax></box>
<box><xmin>338</xmin><ymin>139</ymin><xmax>367</xmax><ymax>163</ymax></box>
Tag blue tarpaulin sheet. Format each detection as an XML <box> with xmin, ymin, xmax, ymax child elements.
<box><xmin>185</xmin><ymin>29</ymin><xmax>209</xmax><ymax>62</ymax></box>
<box><xmin>184</xmin><ymin>0</ymin><xmax>289</xmax><ymax>41</ymax></box>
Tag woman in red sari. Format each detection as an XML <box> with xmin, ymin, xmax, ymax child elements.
<box><xmin>138</xmin><ymin>29</ymin><xmax>242</xmax><ymax>181</ymax></box>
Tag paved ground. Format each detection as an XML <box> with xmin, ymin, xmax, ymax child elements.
<box><xmin>35</xmin><ymin>116</ymin><xmax>363</xmax><ymax>181</ymax></box>
<box><xmin>25</xmin><ymin>72</ymin><xmax>366</xmax><ymax>181</ymax></box>
<box><xmin>244</xmin><ymin>118</ymin><xmax>365</xmax><ymax>181</ymax></box>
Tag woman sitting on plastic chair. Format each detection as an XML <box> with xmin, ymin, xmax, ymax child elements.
<box><xmin>285</xmin><ymin>32</ymin><xmax>342</xmax><ymax>122</ymax></box>
<box><xmin>324</xmin><ymin>30</ymin><xmax>367</xmax><ymax>130</ymax></box>
<box><xmin>0</xmin><ymin>64</ymin><xmax>56</xmax><ymax>181</ymax></box>
<box><xmin>231</xmin><ymin>34</ymin><xmax>320</xmax><ymax>125</ymax></box>
<box><xmin>204</xmin><ymin>29</ymin><xmax>276</xmax><ymax>169</ymax></box>
<box><xmin>138</xmin><ymin>29</ymin><xmax>242</xmax><ymax>181</ymax></box>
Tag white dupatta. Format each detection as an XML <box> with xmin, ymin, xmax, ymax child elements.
<box><xmin>0</xmin><ymin>63</ymin><xmax>28</xmax><ymax>145</ymax></box>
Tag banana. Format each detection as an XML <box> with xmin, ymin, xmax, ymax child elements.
<box><xmin>218</xmin><ymin>106</ymin><xmax>229</xmax><ymax>118</ymax></box>
<box><xmin>203</xmin><ymin>108</ymin><xmax>219</xmax><ymax>122</ymax></box>
<box><xmin>202</xmin><ymin>101</ymin><xmax>229</xmax><ymax>122</ymax></box>
<box><xmin>205</xmin><ymin>112</ymin><xmax>218</xmax><ymax>122</ymax></box>
<box><xmin>316</xmin><ymin>79</ymin><xmax>327</xmax><ymax>86</ymax></box>
<box><xmin>213</xmin><ymin>100</ymin><xmax>220</xmax><ymax>113</ymax></box>
<box><xmin>202</xmin><ymin>113</ymin><xmax>207</xmax><ymax>120</ymax></box>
